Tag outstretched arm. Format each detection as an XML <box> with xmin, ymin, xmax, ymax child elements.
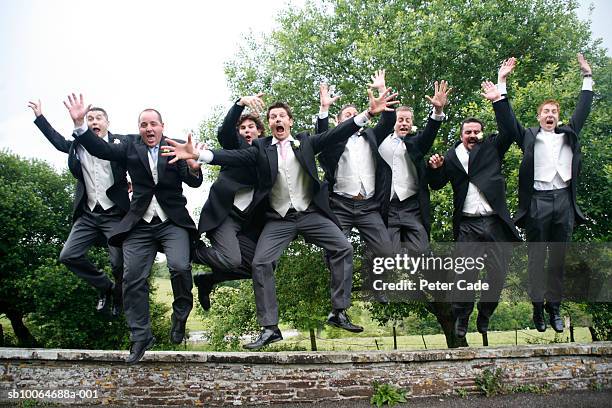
<box><xmin>313</xmin><ymin>85</ymin><xmax>399</xmax><ymax>153</ymax></box>
<box><xmin>161</xmin><ymin>134</ymin><xmax>258</xmax><ymax>167</ymax></box>
<box><xmin>368</xmin><ymin>69</ymin><xmax>387</xmax><ymax>96</ymax></box>
<box><xmin>371</xmin><ymin>69</ymin><xmax>397</xmax><ymax>141</ymax></box>
<box><xmin>569</xmin><ymin>53</ymin><xmax>594</xmax><ymax>135</ymax></box>
<box><xmin>497</xmin><ymin>57</ymin><xmax>516</xmax><ymax>90</ymax></box>
<box><xmin>29</xmin><ymin>99</ymin><xmax>72</xmax><ymax>153</ymax></box>
<box><xmin>65</xmin><ymin>93</ymin><xmax>127</xmax><ymax>162</ymax></box>
<box><xmin>315</xmin><ymin>83</ymin><xmax>339</xmax><ymax>133</ymax></box>
<box><xmin>217</xmin><ymin>102</ymin><xmax>246</xmax><ymax>149</ymax></box>
<box><xmin>176</xmin><ymin>152</ymin><xmax>204</xmax><ymax>188</ymax></box>
<box><xmin>414</xmin><ymin>80</ymin><xmax>450</xmax><ymax>154</ymax></box>
<box><xmin>482</xmin><ymin>80</ymin><xmax>515</xmax><ymax>156</ymax></box>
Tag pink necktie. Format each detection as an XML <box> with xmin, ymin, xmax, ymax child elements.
<box><xmin>279</xmin><ymin>139</ymin><xmax>289</xmax><ymax>161</ymax></box>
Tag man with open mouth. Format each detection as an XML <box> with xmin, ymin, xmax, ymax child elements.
<box><xmin>492</xmin><ymin>54</ymin><xmax>594</xmax><ymax>333</ymax></box>
<box><xmin>192</xmin><ymin>93</ymin><xmax>267</xmax><ymax>311</ymax></box>
<box><xmin>427</xmin><ymin>78</ymin><xmax>521</xmax><ymax>339</ymax></box>
<box><xmin>64</xmin><ymin>94</ymin><xmax>203</xmax><ymax>364</ymax></box>
<box><xmin>163</xmin><ymin>79</ymin><xmax>399</xmax><ymax>349</ymax></box>
<box><xmin>377</xmin><ymin>79</ymin><xmax>450</xmax><ymax>262</ymax></box>
<box><xmin>28</xmin><ymin>100</ymin><xmax>132</xmax><ymax>319</ymax></box>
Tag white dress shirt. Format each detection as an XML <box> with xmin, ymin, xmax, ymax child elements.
<box><xmin>533</xmin><ymin>129</ymin><xmax>572</xmax><ymax>190</ymax></box>
<box><xmin>455</xmin><ymin>143</ymin><xmax>494</xmax><ymax>215</ymax></box>
<box><xmin>198</xmin><ymin>113</ymin><xmax>372</xmax><ymax>216</ymax></box>
<box><xmin>74</xmin><ymin>123</ymin><xmax>116</xmax><ymax>210</ymax></box>
<box><xmin>334</xmin><ymin>131</ymin><xmax>376</xmax><ymax>199</ymax></box>
<box><xmin>142</xmin><ymin>146</ymin><xmax>169</xmax><ymax>223</ymax></box>
<box><xmin>498</xmin><ymin>77</ymin><xmax>594</xmax><ymax>191</ymax></box>
<box><xmin>268</xmin><ymin>135</ymin><xmax>313</xmax><ymax>216</ymax></box>
<box><xmin>233</xmin><ymin>188</ymin><xmax>254</xmax><ymax>212</ymax></box>
<box><xmin>378</xmin><ymin>112</ymin><xmax>445</xmax><ymax>201</ymax></box>
<box><xmin>379</xmin><ymin>132</ymin><xmax>418</xmax><ymax>201</ymax></box>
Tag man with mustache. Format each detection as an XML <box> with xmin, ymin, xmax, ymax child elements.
<box><xmin>64</xmin><ymin>94</ymin><xmax>203</xmax><ymax>364</ymax></box>
<box><xmin>492</xmin><ymin>54</ymin><xmax>594</xmax><ymax>333</ymax></box>
<box><xmin>427</xmin><ymin>81</ymin><xmax>521</xmax><ymax>338</ymax></box>
<box><xmin>192</xmin><ymin>94</ymin><xmax>267</xmax><ymax>311</ymax></box>
<box><xmin>28</xmin><ymin>100</ymin><xmax>130</xmax><ymax>317</ymax></box>
<box><xmin>164</xmin><ymin>83</ymin><xmax>399</xmax><ymax>349</ymax></box>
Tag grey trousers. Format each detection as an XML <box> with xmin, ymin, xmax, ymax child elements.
<box><xmin>122</xmin><ymin>220</ymin><xmax>193</xmax><ymax>342</ymax></box>
<box><xmin>59</xmin><ymin>206</ymin><xmax>123</xmax><ymax>293</ymax></box>
<box><xmin>452</xmin><ymin>215</ymin><xmax>512</xmax><ymax>319</ymax></box>
<box><xmin>252</xmin><ymin>208</ymin><xmax>353</xmax><ymax>326</ymax></box>
<box><xmin>526</xmin><ymin>188</ymin><xmax>574</xmax><ymax>304</ymax></box>
<box><xmin>387</xmin><ymin>196</ymin><xmax>430</xmax><ymax>255</ymax></box>
<box><xmin>328</xmin><ymin>194</ymin><xmax>393</xmax><ymax>302</ymax></box>
<box><xmin>194</xmin><ymin>213</ymin><xmax>255</xmax><ymax>283</ymax></box>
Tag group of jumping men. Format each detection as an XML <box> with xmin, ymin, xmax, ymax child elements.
<box><xmin>29</xmin><ymin>53</ymin><xmax>594</xmax><ymax>364</ymax></box>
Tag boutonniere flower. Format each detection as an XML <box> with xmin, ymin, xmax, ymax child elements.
<box><xmin>113</xmin><ymin>139</ymin><xmax>121</xmax><ymax>144</ymax></box>
<box><xmin>411</xmin><ymin>126</ymin><xmax>418</xmax><ymax>133</ymax></box>
<box><xmin>291</xmin><ymin>140</ymin><xmax>301</xmax><ymax>148</ymax></box>
<box><xmin>474</xmin><ymin>131</ymin><xmax>484</xmax><ymax>140</ymax></box>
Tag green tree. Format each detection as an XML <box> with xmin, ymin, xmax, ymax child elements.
<box><xmin>0</xmin><ymin>151</ymin><xmax>173</xmax><ymax>349</ymax></box>
<box><xmin>219</xmin><ymin>0</ymin><xmax>608</xmax><ymax>347</ymax></box>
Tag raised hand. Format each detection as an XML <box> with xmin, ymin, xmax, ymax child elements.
<box><xmin>239</xmin><ymin>93</ymin><xmax>265</xmax><ymax>115</ymax></box>
<box><xmin>428</xmin><ymin>154</ymin><xmax>444</xmax><ymax>169</ymax></box>
<box><xmin>28</xmin><ymin>99</ymin><xmax>42</xmax><ymax>117</ymax></box>
<box><xmin>481</xmin><ymin>80</ymin><xmax>502</xmax><ymax>102</ymax></box>
<box><xmin>424</xmin><ymin>80</ymin><xmax>451</xmax><ymax>114</ymax></box>
<box><xmin>497</xmin><ymin>57</ymin><xmax>516</xmax><ymax>83</ymax></box>
<box><xmin>319</xmin><ymin>83</ymin><xmax>340</xmax><ymax>112</ymax></box>
<box><xmin>63</xmin><ymin>93</ymin><xmax>91</xmax><ymax>127</ymax></box>
<box><xmin>577</xmin><ymin>53</ymin><xmax>592</xmax><ymax>76</ymax></box>
<box><xmin>367</xmin><ymin>87</ymin><xmax>399</xmax><ymax>116</ymax></box>
<box><xmin>368</xmin><ymin>69</ymin><xmax>387</xmax><ymax>94</ymax></box>
<box><xmin>161</xmin><ymin>133</ymin><xmax>202</xmax><ymax>164</ymax></box>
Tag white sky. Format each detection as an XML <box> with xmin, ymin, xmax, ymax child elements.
<box><xmin>0</xmin><ymin>0</ymin><xmax>609</xmax><ymax>217</ymax></box>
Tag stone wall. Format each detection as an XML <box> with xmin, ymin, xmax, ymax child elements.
<box><xmin>1</xmin><ymin>343</ymin><xmax>610</xmax><ymax>406</ymax></box>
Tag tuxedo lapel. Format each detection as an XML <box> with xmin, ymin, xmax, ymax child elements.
<box><xmin>136</xmin><ymin>142</ymin><xmax>154</xmax><ymax>179</ymax></box>
<box><xmin>447</xmin><ymin>145</ymin><xmax>466</xmax><ymax>175</ymax></box>
<box><xmin>107</xmin><ymin>133</ymin><xmax>123</xmax><ymax>180</ymax></box>
<box><xmin>265</xmin><ymin>141</ymin><xmax>278</xmax><ymax>185</ymax></box>
<box><xmin>522</xmin><ymin>128</ymin><xmax>537</xmax><ymax>158</ymax></box>
<box><xmin>292</xmin><ymin>137</ymin><xmax>315</xmax><ymax>179</ymax></box>
<box><xmin>467</xmin><ymin>142</ymin><xmax>482</xmax><ymax>173</ymax></box>
<box><xmin>157</xmin><ymin>138</ymin><xmax>169</xmax><ymax>181</ymax></box>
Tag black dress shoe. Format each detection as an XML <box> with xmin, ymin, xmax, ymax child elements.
<box><xmin>545</xmin><ymin>302</ymin><xmax>564</xmax><ymax>333</ymax></box>
<box><xmin>126</xmin><ymin>336</ymin><xmax>155</xmax><ymax>365</ymax></box>
<box><xmin>326</xmin><ymin>310</ymin><xmax>364</xmax><ymax>333</ymax></box>
<box><xmin>476</xmin><ymin>313</ymin><xmax>490</xmax><ymax>334</ymax></box>
<box><xmin>170</xmin><ymin>314</ymin><xmax>187</xmax><ymax>344</ymax></box>
<box><xmin>455</xmin><ymin>316</ymin><xmax>469</xmax><ymax>338</ymax></box>
<box><xmin>532</xmin><ymin>302</ymin><xmax>546</xmax><ymax>332</ymax></box>
<box><xmin>243</xmin><ymin>328</ymin><xmax>283</xmax><ymax>350</ymax></box>
<box><xmin>193</xmin><ymin>273</ymin><xmax>214</xmax><ymax>311</ymax></box>
<box><xmin>96</xmin><ymin>284</ymin><xmax>113</xmax><ymax>315</ymax></box>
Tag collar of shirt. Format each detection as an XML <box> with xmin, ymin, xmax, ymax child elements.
<box><xmin>539</xmin><ymin>129</ymin><xmax>556</xmax><ymax>137</ymax></box>
<box><xmin>456</xmin><ymin>143</ymin><xmax>469</xmax><ymax>155</ymax></box>
<box><xmin>271</xmin><ymin>135</ymin><xmax>296</xmax><ymax>145</ymax></box>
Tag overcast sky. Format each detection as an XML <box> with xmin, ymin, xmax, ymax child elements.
<box><xmin>0</xmin><ymin>0</ymin><xmax>609</xmax><ymax>216</ymax></box>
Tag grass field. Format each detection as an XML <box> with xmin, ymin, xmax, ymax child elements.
<box><xmin>0</xmin><ymin>278</ymin><xmax>594</xmax><ymax>351</ymax></box>
<box><xmin>151</xmin><ymin>278</ymin><xmax>593</xmax><ymax>351</ymax></box>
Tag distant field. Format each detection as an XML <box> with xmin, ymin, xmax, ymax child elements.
<box><xmin>152</xmin><ymin>277</ymin><xmax>207</xmax><ymax>331</ymax></box>
<box><xmin>0</xmin><ymin>279</ymin><xmax>593</xmax><ymax>351</ymax></box>
<box><xmin>151</xmin><ymin>278</ymin><xmax>592</xmax><ymax>351</ymax></box>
